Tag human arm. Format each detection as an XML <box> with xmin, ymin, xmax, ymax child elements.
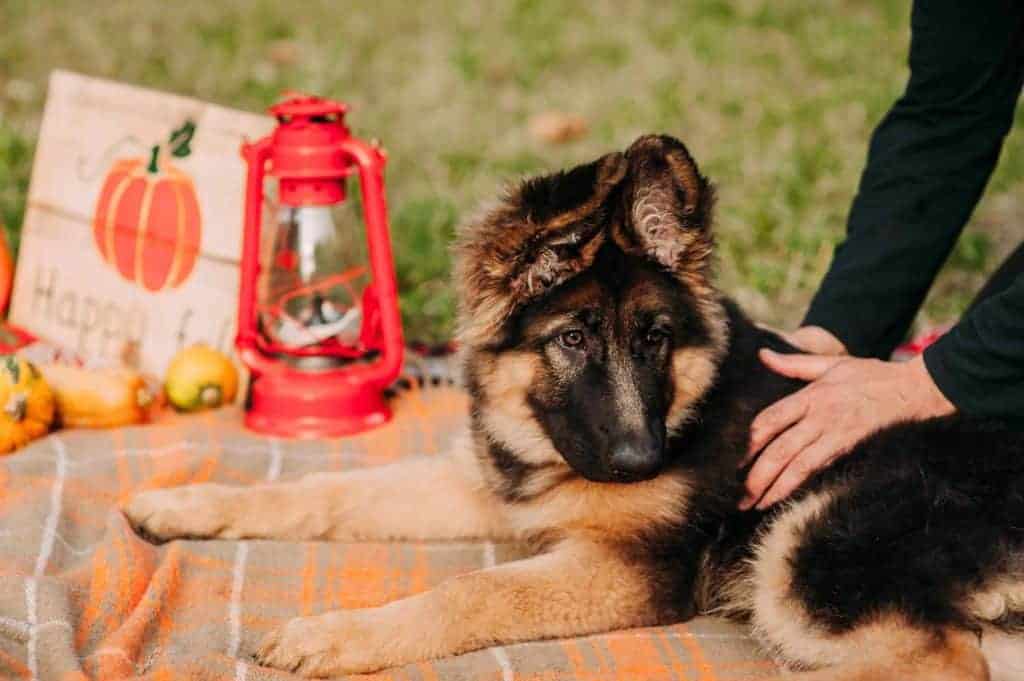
<box><xmin>740</xmin><ymin>0</ymin><xmax>1024</xmax><ymax>509</ymax></box>
<box><xmin>924</xmin><ymin>273</ymin><xmax>1024</xmax><ymax>426</ymax></box>
<box><xmin>802</xmin><ymin>0</ymin><xmax>1024</xmax><ymax>359</ymax></box>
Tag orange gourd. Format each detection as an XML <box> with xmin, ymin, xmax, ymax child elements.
<box><xmin>39</xmin><ymin>364</ymin><xmax>154</xmax><ymax>428</ymax></box>
<box><xmin>0</xmin><ymin>356</ymin><xmax>55</xmax><ymax>454</ymax></box>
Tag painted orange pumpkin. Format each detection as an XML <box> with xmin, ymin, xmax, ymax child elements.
<box><xmin>92</xmin><ymin>121</ymin><xmax>202</xmax><ymax>292</ymax></box>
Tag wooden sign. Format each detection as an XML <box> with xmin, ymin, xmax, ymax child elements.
<box><xmin>9</xmin><ymin>70</ymin><xmax>273</xmax><ymax>375</ymax></box>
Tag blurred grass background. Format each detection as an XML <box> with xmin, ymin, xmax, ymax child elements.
<box><xmin>1</xmin><ymin>0</ymin><xmax>1021</xmax><ymax>342</ymax></box>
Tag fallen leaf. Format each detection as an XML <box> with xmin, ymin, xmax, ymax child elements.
<box><xmin>529</xmin><ymin>112</ymin><xmax>589</xmax><ymax>144</ymax></box>
<box><xmin>267</xmin><ymin>40</ymin><xmax>300</xmax><ymax>66</ymax></box>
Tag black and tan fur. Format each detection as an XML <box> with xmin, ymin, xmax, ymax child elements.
<box><xmin>126</xmin><ymin>135</ymin><xmax>1024</xmax><ymax>680</ymax></box>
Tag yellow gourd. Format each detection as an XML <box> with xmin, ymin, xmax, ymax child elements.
<box><xmin>39</xmin><ymin>364</ymin><xmax>154</xmax><ymax>428</ymax></box>
<box><xmin>0</xmin><ymin>355</ymin><xmax>56</xmax><ymax>453</ymax></box>
<box><xmin>165</xmin><ymin>345</ymin><xmax>238</xmax><ymax>412</ymax></box>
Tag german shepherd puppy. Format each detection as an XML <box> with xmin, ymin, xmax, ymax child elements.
<box><xmin>126</xmin><ymin>135</ymin><xmax>1024</xmax><ymax>680</ymax></box>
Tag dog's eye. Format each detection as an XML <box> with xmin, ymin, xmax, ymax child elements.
<box><xmin>558</xmin><ymin>330</ymin><xmax>585</xmax><ymax>349</ymax></box>
<box><xmin>644</xmin><ymin>329</ymin><xmax>669</xmax><ymax>346</ymax></box>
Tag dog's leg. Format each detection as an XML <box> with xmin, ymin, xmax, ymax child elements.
<box><xmin>762</xmin><ymin>627</ymin><xmax>989</xmax><ymax>681</ymax></box>
<box><xmin>124</xmin><ymin>440</ymin><xmax>510</xmax><ymax>542</ymax></box>
<box><xmin>748</xmin><ymin>490</ymin><xmax>991</xmax><ymax>681</ymax></box>
<box><xmin>254</xmin><ymin>538</ymin><xmax>660</xmax><ymax>676</ymax></box>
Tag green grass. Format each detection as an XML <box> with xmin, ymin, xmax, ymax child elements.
<box><xmin>1</xmin><ymin>0</ymin><xmax>1022</xmax><ymax>341</ymax></box>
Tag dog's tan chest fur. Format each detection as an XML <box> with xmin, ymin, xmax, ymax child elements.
<box><xmin>504</xmin><ymin>470</ymin><xmax>694</xmax><ymax>541</ymax></box>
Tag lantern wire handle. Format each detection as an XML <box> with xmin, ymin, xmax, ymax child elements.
<box><xmin>257</xmin><ymin>265</ymin><xmax>369</xmax><ymax>354</ymax></box>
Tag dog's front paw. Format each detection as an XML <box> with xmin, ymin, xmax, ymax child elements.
<box><xmin>255</xmin><ymin>610</ymin><xmax>400</xmax><ymax>677</ymax></box>
<box><xmin>124</xmin><ymin>484</ymin><xmax>234</xmax><ymax>542</ymax></box>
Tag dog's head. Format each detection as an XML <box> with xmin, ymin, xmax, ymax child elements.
<box><xmin>457</xmin><ymin>135</ymin><xmax>728</xmax><ymax>486</ymax></box>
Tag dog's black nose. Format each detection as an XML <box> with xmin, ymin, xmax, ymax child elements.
<box><xmin>608</xmin><ymin>431</ymin><xmax>663</xmax><ymax>479</ymax></box>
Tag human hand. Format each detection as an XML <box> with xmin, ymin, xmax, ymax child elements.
<box><xmin>739</xmin><ymin>352</ymin><xmax>955</xmax><ymax>511</ymax></box>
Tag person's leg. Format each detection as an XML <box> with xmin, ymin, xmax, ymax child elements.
<box><xmin>966</xmin><ymin>241</ymin><xmax>1024</xmax><ymax>313</ymax></box>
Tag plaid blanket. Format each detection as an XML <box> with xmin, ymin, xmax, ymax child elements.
<box><xmin>0</xmin><ymin>385</ymin><xmax>775</xmax><ymax>680</ymax></box>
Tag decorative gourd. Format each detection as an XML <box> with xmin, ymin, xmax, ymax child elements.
<box><xmin>39</xmin><ymin>364</ymin><xmax>154</xmax><ymax>429</ymax></box>
<box><xmin>0</xmin><ymin>356</ymin><xmax>56</xmax><ymax>453</ymax></box>
<box><xmin>92</xmin><ymin>121</ymin><xmax>202</xmax><ymax>291</ymax></box>
<box><xmin>165</xmin><ymin>345</ymin><xmax>239</xmax><ymax>412</ymax></box>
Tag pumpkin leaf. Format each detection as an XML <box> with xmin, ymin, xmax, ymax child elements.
<box><xmin>4</xmin><ymin>355</ymin><xmax>20</xmax><ymax>383</ymax></box>
<box><xmin>168</xmin><ymin>120</ymin><xmax>197</xmax><ymax>159</ymax></box>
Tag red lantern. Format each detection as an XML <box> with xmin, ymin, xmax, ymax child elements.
<box><xmin>237</xmin><ymin>95</ymin><xmax>404</xmax><ymax>438</ymax></box>
<box><xmin>92</xmin><ymin>123</ymin><xmax>202</xmax><ymax>291</ymax></box>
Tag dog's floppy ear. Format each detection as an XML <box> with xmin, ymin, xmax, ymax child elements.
<box><xmin>614</xmin><ymin>134</ymin><xmax>716</xmax><ymax>282</ymax></box>
<box><xmin>454</xmin><ymin>152</ymin><xmax>627</xmax><ymax>347</ymax></box>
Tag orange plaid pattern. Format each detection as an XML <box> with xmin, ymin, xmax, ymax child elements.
<box><xmin>0</xmin><ymin>385</ymin><xmax>775</xmax><ymax>680</ymax></box>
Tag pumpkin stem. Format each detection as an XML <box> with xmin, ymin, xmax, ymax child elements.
<box><xmin>136</xmin><ymin>386</ymin><xmax>154</xmax><ymax>409</ymax></box>
<box><xmin>146</xmin><ymin>120</ymin><xmax>196</xmax><ymax>175</ymax></box>
<box><xmin>200</xmin><ymin>384</ymin><xmax>223</xmax><ymax>408</ymax></box>
<box><xmin>146</xmin><ymin>145</ymin><xmax>161</xmax><ymax>174</ymax></box>
<box><xmin>4</xmin><ymin>394</ymin><xmax>26</xmax><ymax>422</ymax></box>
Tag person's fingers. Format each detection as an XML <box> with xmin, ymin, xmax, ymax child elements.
<box><xmin>739</xmin><ymin>423</ymin><xmax>822</xmax><ymax>509</ymax></box>
<box><xmin>759</xmin><ymin>349</ymin><xmax>845</xmax><ymax>381</ymax></box>
<box><xmin>742</xmin><ymin>420</ymin><xmax>822</xmax><ymax>500</ymax></box>
<box><xmin>745</xmin><ymin>391</ymin><xmax>810</xmax><ymax>462</ymax></box>
<box><xmin>755</xmin><ymin>441</ymin><xmax>839</xmax><ymax>510</ymax></box>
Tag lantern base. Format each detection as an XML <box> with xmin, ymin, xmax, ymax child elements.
<box><xmin>244</xmin><ymin>371</ymin><xmax>392</xmax><ymax>439</ymax></box>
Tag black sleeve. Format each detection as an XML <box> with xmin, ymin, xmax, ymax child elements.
<box><xmin>924</xmin><ymin>274</ymin><xmax>1024</xmax><ymax>424</ymax></box>
<box><xmin>802</xmin><ymin>0</ymin><xmax>1024</xmax><ymax>359</ymax></box>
